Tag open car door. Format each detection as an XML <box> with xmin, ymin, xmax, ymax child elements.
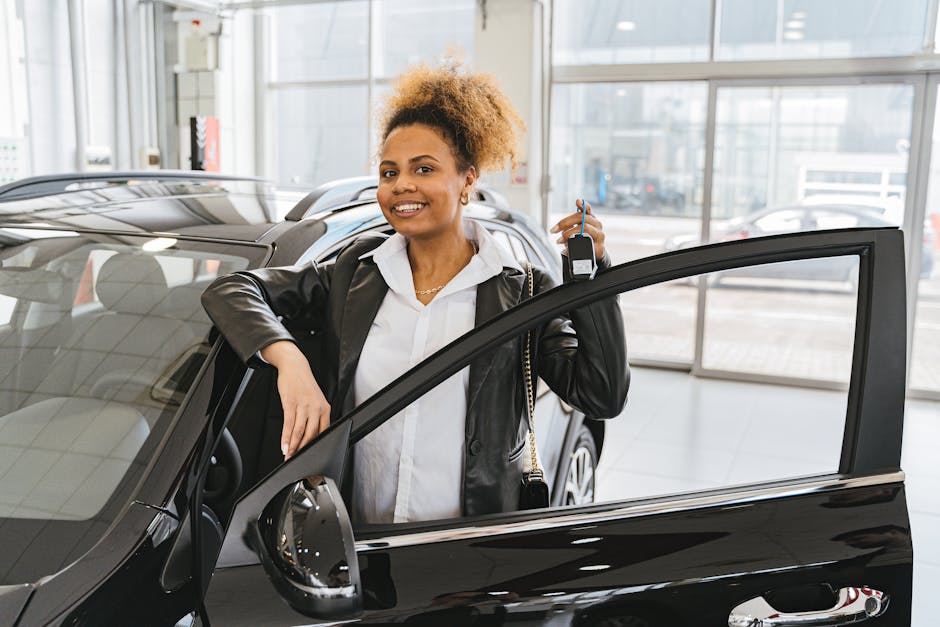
<box><xmin>202</xmin><ymin>227</ymin><xmax>911</xmax><ymax>626</ymax></box>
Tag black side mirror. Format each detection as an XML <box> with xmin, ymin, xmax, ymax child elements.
<box><xmin>248</xmin><ymin>476</ymin><xmax>362</xmax><ymax>619</ymax></box>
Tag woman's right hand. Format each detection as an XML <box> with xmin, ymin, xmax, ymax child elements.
<box><xmin>260</xmin><ymin>341</ymin><xmax>331</xmax><ymax>459</ymax></box>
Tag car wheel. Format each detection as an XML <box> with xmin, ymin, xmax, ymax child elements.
<box><xmin>564</xmin><ymin>425</ymin><xmax>598</xmax><ymax>506</ymax></box>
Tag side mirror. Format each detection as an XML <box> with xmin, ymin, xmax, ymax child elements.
<box><xmin>248</xmin><ymin>476</ymin><xmax>362</xmax><ymax>619</ymax></box>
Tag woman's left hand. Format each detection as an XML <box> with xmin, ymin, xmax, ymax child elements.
<box><xmin>550</xmin><ymin>199</ymin><xmax>606</xmax><ymax>260</ymax></box>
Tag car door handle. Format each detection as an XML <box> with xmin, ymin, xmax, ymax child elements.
<box><xmin>728</xmin><ymin>586</ymin><xmax>888</xmax><ymax>626</ymax></box>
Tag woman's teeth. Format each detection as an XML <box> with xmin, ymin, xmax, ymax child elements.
<box><xmin>395</xmin><ymin>203</ymin><xmax>424</xmax><ymax>213</ymax></box>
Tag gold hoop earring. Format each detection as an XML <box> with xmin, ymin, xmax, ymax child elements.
<box><xmin>460</xmin><ymin>194</ymin><xmax>470</xmax><ymax>206</ymax></box>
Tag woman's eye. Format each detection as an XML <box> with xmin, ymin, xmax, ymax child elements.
<box><xmin>416</xmin><ymin>165</ymin><xmax>434</xmax><ymax>174</ymax></box>
<box><xmin>381</xmin><ymin>170</ymin><xmax>397</xmax><ymax>178</ymax></box>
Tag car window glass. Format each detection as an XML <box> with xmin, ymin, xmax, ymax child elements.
<box><xmin>0</xmin><ymin>233</ymin><xmax>265</xmax><ymax>585</ymax></box>
<box><xmin>753</xmin><ymin>209</ymin><xmax>804</xmax><ymax>233</ymax></box>
<box><xmin>334</xmin><ymin>252</ymin><xmax>860</xmax><ymax>532</ymax></box>
<box><xmin>1</xmin><ymin>240</ymin><xmax>252</xmax><ymax>519</ymax></box>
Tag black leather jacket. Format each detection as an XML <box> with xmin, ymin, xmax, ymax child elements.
<box><xmin>201</xmin><ymin>233</ymin><xmax>629</xmax><ymax>517</ymax></box>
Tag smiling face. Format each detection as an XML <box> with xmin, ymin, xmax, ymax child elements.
<box><xmin>377</xmin><ymin>123</ymin><xmax>476</xmax><ymax>241</ymax></box>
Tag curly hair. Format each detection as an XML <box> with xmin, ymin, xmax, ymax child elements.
<box><xmin>378</xmin><ymin>60</ymin><xmax>525</xmax><ymax>174</ymax></box>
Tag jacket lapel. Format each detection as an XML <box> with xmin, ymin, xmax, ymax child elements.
<box><xmin>466</xmin><ymin>270</ymin><xmax>525</xmax><ymax>422</ymax></box>
<box><xmin>336</xmin><ymin>261</ymin><xmax>388</xmax><ymax>410</ymax></box>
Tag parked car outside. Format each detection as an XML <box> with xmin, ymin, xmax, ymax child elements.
<box><xmin>664</xmin><ymin>199</ymin><xmax>935</xmax><ymax>282</ymax></box>
<box><xmin>0</xmin><ymin>172</ymin><xmax>913</xmax><ymax>626</ymax></box>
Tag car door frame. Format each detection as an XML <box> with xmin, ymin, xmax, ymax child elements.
<box><xmin>205</xmin><ymin>226</ymin><xmax>908</xmax><ymax>623</ymax></box>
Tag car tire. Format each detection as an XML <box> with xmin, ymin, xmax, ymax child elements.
<box><xmin>563</xmin><ymin>424</ymin><xmax>598</xmax><ymax>506</ymax></box>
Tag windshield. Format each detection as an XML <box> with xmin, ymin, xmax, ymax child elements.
<box><xmin>0</xmin><ymin>228</ymin><xmax>266</xmax><ymax>584</ymax></box>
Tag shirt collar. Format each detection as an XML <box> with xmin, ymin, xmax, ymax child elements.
<box><xmin>359</xmin><ymin>219</ymin><xmax>524</xmax><ymax>300</ymax></box>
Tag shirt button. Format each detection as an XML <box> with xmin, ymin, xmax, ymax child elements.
<box><xmin>469</xmin><ymin>439</ymin><xmax>483</xmax><ymax>455</ymax></box>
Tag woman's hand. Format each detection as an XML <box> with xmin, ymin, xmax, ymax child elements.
<box><xmin>549</xmin><ymin>199</ymin><xmax>606</xmax><ymax>260</ymax></box>
<box><xmin>261</xmin><ymin>341</ymin><xmax>331</xmax><ymax>459</ymax></box>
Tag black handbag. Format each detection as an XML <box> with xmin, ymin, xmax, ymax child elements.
<box><xmin>519</xmin><ymin>262</ymin><xmax>550</xmax><ymax>510</ymax></box>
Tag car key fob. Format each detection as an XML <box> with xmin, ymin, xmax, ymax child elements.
<box><xmin>567</xmin><ymin>199</ymin><xmax>596</xmax><ymax>280</ymax></box>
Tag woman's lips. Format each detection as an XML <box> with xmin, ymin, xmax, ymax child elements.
<box><xmin>392</xmin><ymin>202</ymin><xmax>426</xmax><ymax>216</ymax></box>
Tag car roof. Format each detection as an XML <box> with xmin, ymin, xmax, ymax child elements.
<box><xmin>0</xmin><ymin>172</ymin><xmax>286</xmax><ymax>241</ymax></box>
<box><xmin>0</xmin><ymin>171</ymin><xmax>530</xmax><ymax>244</ymax></box>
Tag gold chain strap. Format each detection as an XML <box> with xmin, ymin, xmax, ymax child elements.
<box><xmin>523</xmin><ymin>262</ymin><xmax>542</xmax><ymax>477</ymax></box>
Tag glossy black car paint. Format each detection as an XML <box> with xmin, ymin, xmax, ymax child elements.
<box><xmin>205</xmin><ymin>481</ymin><xmax>912</xmax><ymax>626</ymax></box>
<box><xmin>0</xmin><ymin>174</ymin><xmax>913</xmax><ymax>626</ymax></box>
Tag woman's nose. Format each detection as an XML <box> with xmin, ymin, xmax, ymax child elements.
<box><xmin>393</xmin><ymin>173</ymin><xmax>417</xmax><ymax>193</ymax></box>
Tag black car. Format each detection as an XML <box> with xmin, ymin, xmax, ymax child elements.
<box><xmin>0</xmin><ymin>172</ymin><xmax>912</xmax><ymax>626</ymax></box>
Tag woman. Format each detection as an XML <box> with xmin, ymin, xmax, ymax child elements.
<box><xmin>201</xmin><ymin>62</ymin><xmax>628</xmax><ymax>523</ymax></box>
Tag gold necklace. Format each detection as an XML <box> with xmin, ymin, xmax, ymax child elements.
<box><xmin>414</xmin><ymin>240</ymin><xmax>478</xmax><ymax>296</ymax></box>
<box><xmin>415</xmin><ymin>284</ymin><xmax>446</xmax><ymax>296</ymax></box>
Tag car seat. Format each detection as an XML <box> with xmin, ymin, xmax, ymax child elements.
<box><xmin>24</xmin><ymin>253</ymin><xmax>198</xmax><ymax>420</ymax></box>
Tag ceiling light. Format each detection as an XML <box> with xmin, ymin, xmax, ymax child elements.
<box><xmin>783</xmin><ymin>30</ymin><xmax>805</xmax><ymax>40</ymax></box>
<box><xmin>791</xmin><ymin>10</ymin><xmax>807</xmax><ymax>19</ymax></box>
<box><xmin>785</xmin><ymin>20</ymin><xmax>805</xmax><ymax>28</ymax></box>
<box><xmin>579</xmin><ymin>564</ymin><xmax>611</xmax><ymax>571</ymax></box>
<box><xmin>616</xmin><ymin>88</ymin><xmax>627</xmax><ymax>97</ymax></box>
<box><xmin>616</xmin><ymin>20</ymin><xmax>636</xmax><ymax>32</ymax></box>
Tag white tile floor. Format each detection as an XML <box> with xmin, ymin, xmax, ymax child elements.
<box><xmin>596</xmin><ymin>367</ymin><xmax>938</xmax><ymax>626</ymax></box>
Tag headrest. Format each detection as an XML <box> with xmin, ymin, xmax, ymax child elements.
<box><xmin>96</xmin><ymin>253</ymin><xmax>170</xmax><ymax>314</ymax></box>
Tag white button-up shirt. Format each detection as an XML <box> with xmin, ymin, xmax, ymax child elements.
<box><xmin>351</xmin><ymin>219</ymin><xmax>521</xmax><ymax>524</ymax></box>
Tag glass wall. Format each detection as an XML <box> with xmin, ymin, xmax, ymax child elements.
<box><xmin>552</xmin><ymin>0</ymin><xmax>712</xmax><ymax>65</ymax></box>
<box><xmin>269</xmin><ymin>0</ymin><xmax>475</xmax><ymax>188</ymax></box>
<box><xmin>373</xmin><ymin>0</ymin><xmax>475</xmax><ymax>79</ymax></box>
<box><xmin>0</xmin><ymin>0</ymin><xmax>29</xmax><ymax>183</ymax></box>
<box><xmin>718</xmin><ymin>0</ymin><xmax>930</xmax><ymax>60</ymax></box>
<box><xmin>550</xmin><ymin>82</ymin><xmax>707</xmax><ymax>362</ymax></box>
<box><xmin>551</xmin><ymin>0</ymin><xmax>934</xmax><ymax>395</ymax></box>
<box><xmin>701</xmin><ymin>83</ymin><xmax>914</xmax><ymax>380</ymax></box>
<box><xmin>712</xmin><ymin>84</ymin><xmax>914</xmax><ymax>220</ymax></box>
<box><xmin>910</xmin><ymin>85</ymin><xmax>940</xmax><ymax>393</ymax></box>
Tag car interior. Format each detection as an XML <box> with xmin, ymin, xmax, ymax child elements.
<box><xmin>0</xmin><ymin>237</ymin><xmax>247</xmax><ymax>523</ymax></box>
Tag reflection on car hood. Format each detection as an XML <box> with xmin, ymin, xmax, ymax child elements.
<box><xmin>0</xmin><ymin>180</ymin><xmax>288</xmax><ymax>240</ymax></box>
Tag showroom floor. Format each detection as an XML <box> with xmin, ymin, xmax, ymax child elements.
<box><xmin>596</xmin><ymin>367</ymin><xmax>938</xmax><ymax>626</ymax></box>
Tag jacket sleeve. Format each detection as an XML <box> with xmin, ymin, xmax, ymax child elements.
<box><xmin>535</xmin><ymin>252</ymin><xmax>629</xmax><ymax>419</ymax></box>
<box><xmin>200</xmin><ymin>261</ymin><xmax>332</xmax><ymax>364</ymax></box>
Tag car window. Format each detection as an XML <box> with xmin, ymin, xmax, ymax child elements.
<box><xmin>331</xmin><ymin>251</ymin><xmax>862</xmax><ymax>532</ymax></box>
<box><xmin>614</xmin><ymin>257</ymin><xmax>858</xmax><ymax>500</ymax></box>
<box><xmin>0</xmin><ymin>232</ymin><xmax>266</xmax><ymax>585</ymax></box>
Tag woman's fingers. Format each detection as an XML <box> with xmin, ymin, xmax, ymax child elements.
<box><xmin>551</xmin><ymin>208</ymin><xmax>602</xmax><ymax>236</ymax></box>
<box><xmin>281</xmin><ymin>405</ymin><xmax>296</xmax><ymax>457</ymax></box>
<box><xmin>298</xmin><ymin>405</ymin><xmax>331</xmax><ymax>454</ymax></box>
<box><xmin>277</xmin><ymin>363</ymin><xmax>331</xmax><ymax>458</ymax></box>
<box><xmin>554</xmin><ymin>214</ymin><xmax>603</xmax><ymax>243</ymax></box>
<box><xmin>553</xmin><ymin>210</ymin><xmax>607</xmax><ymax>258</ymax></box>
<box><xmin>288</xmin><ymin>406</ymin><xmax>308</xmax><ymax>457</ymax></box>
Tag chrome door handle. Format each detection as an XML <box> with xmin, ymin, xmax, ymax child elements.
<box><xmin>728</xmin><ymin>586</ymin><xmax>888</xmax><ymax>626</ymax></box>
